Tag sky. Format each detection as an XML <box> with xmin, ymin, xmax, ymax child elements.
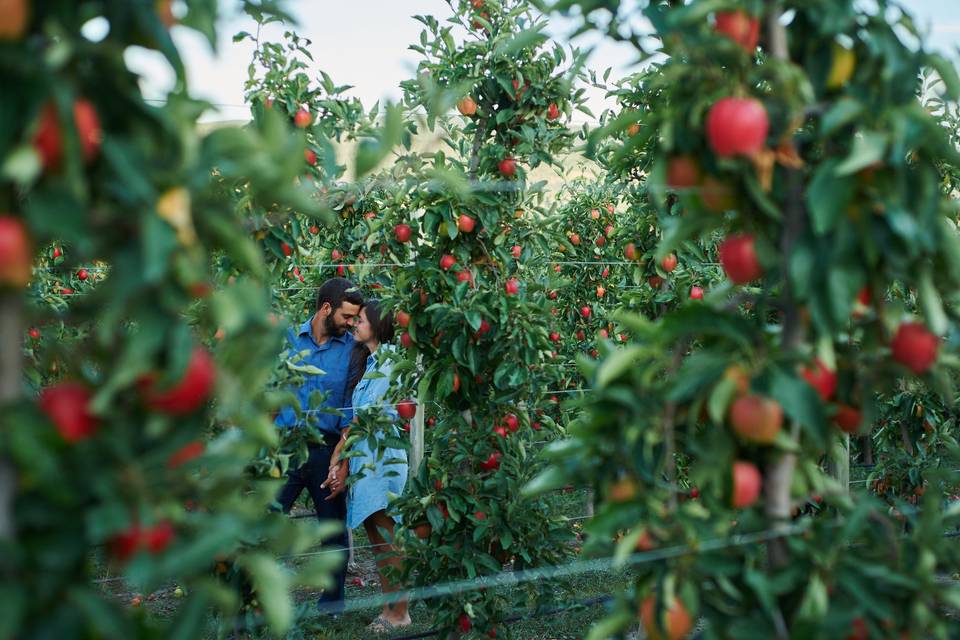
<box><xmin>122</xmin><ymin>1</ymin><xmax>960</xmax><ymax>123</ymax></box>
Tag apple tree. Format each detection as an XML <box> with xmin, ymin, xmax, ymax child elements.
<box><xmin>0</xmin><ymin>1</ymin><xmax>360</xmax><ymax>637</ymax></box>
<box><xmin>530</xmin><ymin>0</ymin><xmax>960</xmax><ymax>638</ymax></box>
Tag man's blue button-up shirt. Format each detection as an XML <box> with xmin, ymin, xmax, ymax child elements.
<box><xmin>274</xmin><ymin>318</ymin><xmax>354</xmax><ymax>435</ymax></box>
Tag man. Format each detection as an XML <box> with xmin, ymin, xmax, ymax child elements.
<box><xmin>275</xmin><ymin>277</ymin><xmax>363</xmax><ymax>611</ymax></box>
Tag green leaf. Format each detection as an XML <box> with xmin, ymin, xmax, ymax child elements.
<box><xmin>807</xmin><ymin>159</ymin><xmax>855</xmax><ymax>235</ymax></box>
<box><xmin>493</xmin><ymin>26</ymin><xmax>548</xmax><ymax>57</ymax></box>
<box><xmin>918</xmin><ymin>267</ymin><xmax>948</xmax><ymax>335</ymax></box>
<box><xmin>708</xmin><ymin>377</ymin><xmax>739</xmax><ymax>426</ymax></box>
<box><xmin>596</xmin><ymin>346</ymin><xmax>642</xmax><ymax>389</ymax></box>
<box><xmin>927</xmin><ymin>53</ymin><xmax>960</xmax><ymax>100</ymax></box>
<box><xmin>69</xmin><ymin>587</ymin><xmax>133</xmax><ymax>639</ymax></box>
<box><xmin>768</xmin><ymin>368</ymin><xmax>828</xmax><ymax>449</ymax></box>
<box><xmin>240</xmin><ymin>553</ymin><xmax>293</xmax><ymax>633</ymax></box>
<box><xmin>821</xmin><ymin>98</ymin><xmax>864</xmax><ymax>136</ymax></box>
<box><xmin>834</xmin><ymin>131</ymin><xmax>888</xmax><ymax>176</ymax></box>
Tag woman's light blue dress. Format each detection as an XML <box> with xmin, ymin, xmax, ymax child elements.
<box><xmin>346</xmin><ymin>348</ymin><xmax>408</xmax><ymax>530</ymax></box>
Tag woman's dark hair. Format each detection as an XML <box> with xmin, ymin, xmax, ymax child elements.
<box><xmin>345</xmin><ymin>299</ymin><xmax>396</xmax><ymax>400</ymax></box>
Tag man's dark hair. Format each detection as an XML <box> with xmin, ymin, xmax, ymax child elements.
<box><xmin>315</xmin><ymin>277</ymin><xmax>363</xmax><ymax>312</ymax></box>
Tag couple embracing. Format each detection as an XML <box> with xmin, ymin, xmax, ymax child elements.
<box><xmin>274</xmin><ymin>277</ymin><xmax>411</xmax><ymax>632</ymax></box>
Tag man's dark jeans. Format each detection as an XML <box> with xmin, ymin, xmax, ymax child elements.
<box><xmin>276</xmin><ymin>441</ymin><xmax>347</xmax><ymax>610</ymax></box>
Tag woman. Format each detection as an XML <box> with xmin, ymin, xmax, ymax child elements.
<box><xmin>323</xmin><ymin>299</ymin><xmax>410</xmax><ymax>632</ymax></box>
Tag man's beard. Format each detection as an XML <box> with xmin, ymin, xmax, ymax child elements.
<box><xmin>325</xmin><ymin>313</ymin><xmax>346</xmax><ymax>336</ymax></box>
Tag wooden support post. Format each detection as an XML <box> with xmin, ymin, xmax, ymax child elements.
<box><xmin>0</xmin><ymin>292</ymin><xmax>23</xmax><ymax>540</ymax></box>
<box><xmin>410</xmin><ymin>398</ymin><xmax>425</xmax><ymax>473</ymax></box>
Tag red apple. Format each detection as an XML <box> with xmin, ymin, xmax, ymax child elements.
<box><xmin>498</xmin><ymin>157</ymin><xmax>516</xmax><ymax>177</ymax></box>
<box><xmin>701</xmin><ymin>175</ymin><xmax>736</xmax><ymax>212</ymax></box>
<box><xmin>715</xmin><ymin>10</ymin><xmax>760</xmax><ymax>52</ymax></box>
<box><xmin>458</xmin><ymin>214</ymin><xmax>476</xmax><ymax>233</ymax></box>
<box><xmin>660</xmin><ymin>253</ymin><xmax>677</xmax><ymax>273</ymax></box>
<box><xmin>666</xmin><ymin>155</ymin><xmax>701</xmax><ymax>190</ymax></box>
<box><xmin>34</xmin><ymin>99</ymin><xmax>102</xmax><ymax>170</ymax></box>
<box><xmin>891</xmin><ymin>322</ymin><xmax>939</xmax><ymax>374</ymax></box>
<box><xmin>640</xmin><ymin>595</ymin><xmax>693</xmax><ymax>640</ymax></box>
<box><xmin>732</xmin><ymin>460</ymin><xmax>762</xmax><ymax>508</ymax></box>
<box><xmin>76</xmin><ymin>268</ymin><xmax>89</xmax><ymax>281</ymax></box>
<box><xmin>475</xmin><ymin>319</ymin><xmax>491</xmax><ymax>338</ymax></box>
<box><xmin>140</xmin><ymin>347</ymin><xmax>216</xmax><ymax>415</ymax></box>
<box><xmin>479</xmin><ymin>451</ymin><xmax>501</xmax><ymax>471</ymax></box>
<box><xmin>624</xmin><ymin>243</ymin><xmax>639</xmax><ymax>261</ymax></box>
<box><xmin>28</xmin><ymin>327</ymin><xmax>40</xmax><ymax>340</ymax></box>
<box><xmin>0</xmin><ymin>216</ymin><xmax>32</xmax><ymax>288</ymax></box>
<box><xmin>0</xmin><ymin>0</ymin><xmax>29</xmax><ymax>39</ymax></box>
<box><xmin>504</xmin><ymin>414</ymin><xmax>519</xmax><ymax>432</ymax></box>
<box><xmin>569</xmin><ymin>233</ymin><xmax>581</xmax><ymax>246</ymax></box>
<box><xmin>457</xmin><ymin>96</ymin><xmax>477</xmax><ymax>116</ymax></box>
<box><xmin>293</xmin><ymin>108</ymin><xmax>313</xmax><ymax>128</ymax></box>
<box><xmin>834</xmin><ymin>405</ymin><xmax>863</xmax><ymax>434</ymax></box>
<box><xmin>397</xmin><ymin>400</ymin><xmax>417</xmax><ymax>420</ymax></box>
<box><xmin>511</xmin><ymin>245</ymin><xmax>522</xmax><ymax>259</ymax></box>
<box><xmin>280</xmin><ymin>242</ymin><xmax>292</xmax><ymax>257</ymax></box>
<box><xmin>439</xmin><ymin>254</ymin><xmax>457</xmax><ymax>271</ymax></box>
<box><xmin>590</xmin><ymin>209</ymin><xmax>601</xmax><ymax>220</ymax></box>
<box><xmin>400</xmin><ymin>332</ymin><xmax>414</xmax><ymax>349</ymax></box>
<box><xmin>719</xmin><ymin>234</ymin><xmax>762</xmax><ymax>284</ymax></box>
<box><xmin>706</xmin><ymin>97</ymin><xmax>769</xmax><ymax>158</ymax></box>
<box><xmin>730</xmin><ymin>394</ymin><xmax>783</xmax><ymax>444</ymax></box>
<box><xmin>550</xmin><ymin>331</ymin><xmax>561</xmax><ymax>342</ymax></box>
<box><xmin>689</xmin><ymin>286</ymin><xmax>704</xmax><ymax>300</ymax></box>
<box><xmin>459</xmin><ymin>614</ymin><xmax>473</xmax><ymax>634</ymax></box>
<box><xmin>546</xmin><ymin>102</ymin><xmax>560</xmax><ymax>121</ymax></box>
<box><xmin>167</xmin><ymin>441</ymin><xmax>205</xmax><ymax>468</ymax></box>
<box><xmin>394</xmin><ymin>223</ymin><xmax>412</xmax><ymax>243</ymax></box>
<box><xmin>800</xmin><ymin>358</ymin><xmax>837</xmax><ymax>402</ymax></box>
<box><xmin>504</xmin><ymin>278</ymin><xmax>520</xmax><ymax>295</ymax></box>
<box><xmin>144</xmin><ymin>521</ymin><xmax>175</xmax><ymax>553</ymax></box>
<box><xmin>304</xmin><ymin>148</ymin><xmax>317</xmax><ymax>165</ymax></box>
<box><xmin>581</xmin><ymin>306</ymin><xmax>591</xmax><ymax>318</ymax></box>
<box><xmin>39</xmin><ymin>382</ymin><xmax>98</xmax><ymax>442</ymax></box>
<box><xmin>331</xmin><ymin>249</ymin><xmax>343</xmax><ymax>260</ymax></box>
<box><xmin>456</xmin><ymin>269</ymin><xmax>473</xmax><ymax>285</ymax></box>
<box><xmin>396</xmin><ymin>311</ymin><xmax>411</xmax><ymax>328</ymax></box>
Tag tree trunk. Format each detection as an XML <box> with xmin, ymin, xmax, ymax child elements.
<box><xmin>763</xmin><ymin>6</ymin><xmax>802</xmax><ymax>591</ymax></box>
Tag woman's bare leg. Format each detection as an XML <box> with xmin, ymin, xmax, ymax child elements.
<box><xmin>363</xmin><ymin>510</ymin><xmax>409</xmax><ymax>624</ymax></box>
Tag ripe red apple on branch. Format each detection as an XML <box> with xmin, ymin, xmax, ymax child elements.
<box><xmin>800</xmin><ymin>358</ymin><xmax>837</xmax><ymax>402</ymax></box>
<box><xmin>139</xmin><ymin>347</ymin><xmax>216</xmax><ymax>416</ymax></box>
<box><xmin>729</xmin><ymin>394</ymin><xmax>783</xmax><ymax>444</ymax></box>
<box><xmin>714</xmin><ymin>10</ymin><xmax>760</xmax><ymax>52</ymax></box>
<box><xmin>719</xmin><ymin>234</ymin><xmax>762</xmax><ymax>284</ymax></box>
<box><xmin>660</xmin><ymin>253</ymin><xmax>678</xmax><ymax>273</ymax></box>
<box><xmin>394</xmin><ymin>223</ymin><xmax>412</xmax><ymax>243</ymax></box>
<box><xmin>891</xmin><ymin>321</ymin><xmax>939</xmax><ymax>374</ymax></box>
<box><xmin>666</xmin><ymin>155</ymin><xmax>701</xmax><ymax>190</ymax></box>
<box><xmin>0</xmin><ymin>216</ymin><xmax>32</xmax><ymax>288</ymax></box>
<box><xmin>39</xmin><ymin>383</ymin><xmax>99</xmax><ymax>443</ymax></box>
<box><xmin>640</xmin><ymin>594</ymin><xmax>693</xmax><ymax>640</ymax></box>
<box><xmin>397</xmin><ymin>400</ymin><xmax>417</xmax><ymax>420</ymax></box>
<box><xmin>457</xmin><ymin>96</ymin><xmax>477</xmax><ymax>116</ymax></box>
<box><xmin>293</xmin><ymin>108</ymin><xmax>313</xmax><ymax>128</ymax></box>
<box><xmin>706</xmin><ymin>97</ymin><xmax>769</xmax><ymax>158</ymax></box>
<box><xmin>33</xmin><ymin>98</ymin><xmax>102</xmax><ymax>170</ymax></box>
<box><xmin>731</xmin><ymin>461</ymin><xmax>762</xmax><ymax>508</ymax></box>
<box><xmin>457</xmin><ymin>214</ymin><xmax>476</xmax><ymax>233</ymax></box>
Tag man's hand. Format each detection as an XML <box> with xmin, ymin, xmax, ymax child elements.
<box><xmin>321</xmin><ymin>460</ymin><xmax>349</xmax><ymax>500</ymax></box>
